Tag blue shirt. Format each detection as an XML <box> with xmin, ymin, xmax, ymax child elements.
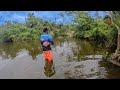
<box><xmin>40</xmin><ymin>33</ymin><xmax>54</xmax><ymax>51</ymax></box>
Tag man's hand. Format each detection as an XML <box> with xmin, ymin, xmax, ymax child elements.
<box><xmin>43</xmin><ymin>42</ymin><xmax>50</xmax><ymax>47</ymax></box>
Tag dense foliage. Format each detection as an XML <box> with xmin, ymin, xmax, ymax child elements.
<box><xmin>0</xmin><ymin>11</ymin><xmax>119</xmax><ymax>48</ymax></box>
<box><xmin>0</xmin><ymin>13</ymin><xmax>68</xmax><ymax>43</ymax></box>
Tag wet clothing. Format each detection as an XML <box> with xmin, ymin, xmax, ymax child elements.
<box><xmin>43</xmin><ymin>50</ymin><xmax>53</xmax><ymax>61</ymax></box>
<box><xmin>40</xmin><ymin>33</ymin><xmax>54</xmax><ymax>51</ymax></box>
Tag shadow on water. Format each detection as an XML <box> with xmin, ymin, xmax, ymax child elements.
<box><xmin>0</xmin><ymin>36</ymin><xmax>119</xmax><ymax>79</ymax></box>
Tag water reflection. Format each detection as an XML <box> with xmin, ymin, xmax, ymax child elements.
<box><xmin>65</xmin><ymin>38</ymin><xmax>110</xmax><ymax>62</ymax></box>
<box><xmin>0</xmin><ymin>41</ymin><xmax>42</xmax><ymax>60</ymax></box>
<box><xmin>0</xmin><ymin>37</ymin><xmax>118</xmax><ymax>79</ymax></box>
<box><xmin>44</xmin><ymin>60</ymin><xmax>55</xmax><ymax>77</ymax></box>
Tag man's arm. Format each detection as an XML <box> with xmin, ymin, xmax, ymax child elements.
<box><xmin>40</xmin><ymin>36</ymin><xmax>44</xmax><ymax>44</ymax></box>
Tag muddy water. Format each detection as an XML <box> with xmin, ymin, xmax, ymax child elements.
<box><xmin>0</xmin><ymin>37</ymin><xmax>120</xmax><ymax>79</ymax></box>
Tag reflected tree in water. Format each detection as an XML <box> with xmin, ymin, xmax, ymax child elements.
<box><xmin>0</xmin><ymin>41</ymin><xmax>42</xmax><ymax>60</ymax></box>
<box><xmin>66</xmin><ymin>38</ymin><xmax>110</xmax><ymax>62</ymax></box>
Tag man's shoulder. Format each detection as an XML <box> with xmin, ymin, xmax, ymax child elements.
<box><xmin>48</xmin><ymin>34</ymin><xmax>52</xmax><ymax>37</ymax></box>
<box><xmin>40</xmin><ymin>34</ymin><xmax>48</xmax><ymax>37</ymax></box>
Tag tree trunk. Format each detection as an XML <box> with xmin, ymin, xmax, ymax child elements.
<box><xmin>116</xmin><ymin>30</ymin><xmax>120</xmax><ymax>54</ymax></box>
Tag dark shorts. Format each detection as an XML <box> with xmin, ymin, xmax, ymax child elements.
<box><xmin>42</xmin><ymin>45</ymin><xmax>51</xmax><ymax>51</ymax></box>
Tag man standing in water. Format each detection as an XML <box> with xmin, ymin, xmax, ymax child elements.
<box><xmin>40</xmin><ymin>28</ymin><xmax>54</xmax><ymax>62</ymax></box>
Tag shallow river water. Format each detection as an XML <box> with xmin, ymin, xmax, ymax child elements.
<box><xmin>0</xmin><ymin>37</ymin><xmax>120</xmax><ymax>79</ymax></box>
